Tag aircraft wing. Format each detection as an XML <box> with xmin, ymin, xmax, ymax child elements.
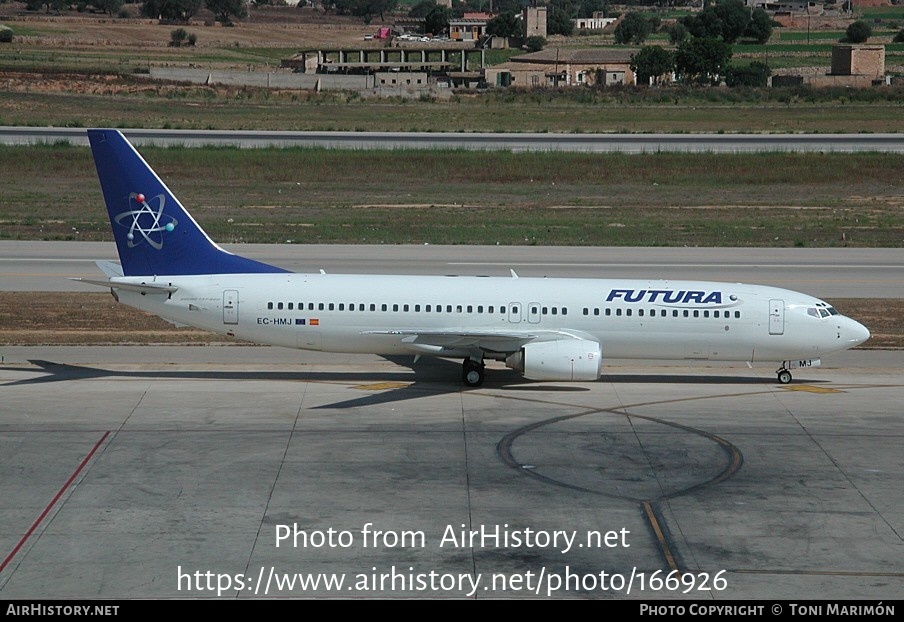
<box><xmin>363</xmin><ymin>329</ymin><xmax>537</xmax><ymax>353</ymax></box>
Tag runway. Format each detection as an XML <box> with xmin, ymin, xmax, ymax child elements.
<box><xmin>0</xmin><ymin>346</ymin><xmax>901</xmax><ymax>599</ymax></box>
<box><xmin>3</xmin><ymin>127</ymin><xmax>904</xmax><ymax>153</ymax></box>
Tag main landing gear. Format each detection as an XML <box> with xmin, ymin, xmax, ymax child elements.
<box><xmin>776</xmin><ymin>366</ymin><xmax>792</xmax><ymax>385</ymax></box>
<box><xmin>462</xmin><ymin>359</ymin><xmax>485</xmax><ymax>387</ymax></box>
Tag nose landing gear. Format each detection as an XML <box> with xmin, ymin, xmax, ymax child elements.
<box><xmin>776</xmin><ymin>367</ymin><xmax>792</xmax><ymax>384</ymax></box>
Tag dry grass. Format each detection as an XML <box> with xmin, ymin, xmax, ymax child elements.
<box><xmin>0</xmin><ymin>291</ymin><xmax>233</xmax><ymax>345</ymax></box>
<box><xmin>0</xmin><ymin>292</ymin><xmax>898</xmax><ymax>348</ymax></box>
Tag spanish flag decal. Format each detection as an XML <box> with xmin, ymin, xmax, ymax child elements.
<box><xmin>310</xmin><ymin>318</ymin><xmax>320</xmax><ymax>326</ymax></box>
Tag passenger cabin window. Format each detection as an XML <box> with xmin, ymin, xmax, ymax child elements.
<box><xmin>267</xmin><ymin>302</ymin><xmax>273</xmax><ymax>310</ymax></box>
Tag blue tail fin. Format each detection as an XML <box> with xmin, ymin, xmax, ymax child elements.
<box><xmin>88</xmin><ymin>129</ymin><xmax>289</xmax><ymax>277</ymax></box>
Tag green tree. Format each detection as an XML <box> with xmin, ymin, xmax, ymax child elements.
<box><xmin>675</xmin><ymin>36</ymin><xmax>732</xmax><ymax>86</ymax></box>
<box><xmin>487</xmin><ymin>11</ymin><xmax>520</xmax><ymax>38</ymax></box>
<box><xmin>681</xmin><ymin>8</ymin><xmax>724</xmax><ymax>39</ymax></box>
<box><xmin>681</xmin><ymin>0</ymin><xmax>750</xmax><ymax>44</ymax></box>
<box><xmin>578</xmin><ymin>0</ymin><xmax>607</xmax><ymax>18</ymax></box>
<box><xmin>92</xmin><ymin>0</ymin><xmax>123</xmax><ymax>15</ymax></box>
<box><xmin>549</xmin><ymin>0</ymin><xmax>580</xmax><ymax>19</ymax></box>
<box><xmin>142</xmin><ymin>0</ymin><xmax>202</xmax><ymax>21</ymax></box>
<box><xmin>713</xmin><ymin>0</ymin><xmax>750</xmax><ymax>44</ymax></box>
<box><xmin>725</xmin><ymin>61</ymin><xmax>771</xmax><ymax>87</ymax></box>
<box><xmin>423</xmin><ymin>5</ymin><xmax>449</xmax><ymax>36</ymax></box>
<box><xmin>326</xmin><ymin>0</ymin><xmax>395</xmax><ymax>22</ymax></box>
<box><xmin>457</xmin><ymin>0</ymin><xmax>520</xmax><ymax>13</ymax></box>
<box><xmin>894</xmin><ymin>29</ymin><xmax>904</xmax><ymax>44</ymax></box>
<box><xmin>26</xmin><ymin>0</ymin><xmax>69</xmax><ymax>13</ymax></box>
<box><xmin>668</xmin><ymin>21</ymin><xmax>688</xmax><ymax>44</ymax></box>
<box><xmin>524</xmin><ymin>35</ymin><xmax>546</xmax><ymax>52</ymax></box>
<box><xmin>363</xmin><ymin>0</ymin><xmax>396</xmax><ymax>23</ymax></box>
<box><xmin>744</xmin><ymin>8</ymin><xmax>772</xmax><ymax>44</ymax></box>
<box><xmin>630</xmin><ymin>45</ymin><xmax>674</xmax><ymax>85</ymax></box>
<box><xmin>845</xmin><ymin>20</ymin><xmax>872</xmax><ymax>43</ymax></box>
<box><xmin>170</xmin><ymin>27</ymin><xmax>188</xmax><ymax>46</ymax></box>
<box><xmin>613</xmin><ymin>12</ymin><xmax>652</xmax><ymax>44</ymax></box>
<box><xmin>407</xmin><ymin>0</ymin><xmax>434</xmax><ymax>17</ymax></box>
<box><xmin>547</xmin><ymin>5</ymin><xmax>574</xmax><ymax>36</ymax></box>
<box><xmin>205</xmin><ymin>0</ymin><xmax>246</xmax><ymax>22</ymax></box>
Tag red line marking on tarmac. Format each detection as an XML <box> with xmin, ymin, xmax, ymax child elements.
<box><xmin>0</xmin><ymin>430</ymin><xmax>110</xmax><ymax>574</ymax></box>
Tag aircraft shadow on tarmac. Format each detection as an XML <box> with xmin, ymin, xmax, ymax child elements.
<box><xmin>0</xmin><ymin>358</ymin><xmax>818</xmax><ymax>409</ymax></box>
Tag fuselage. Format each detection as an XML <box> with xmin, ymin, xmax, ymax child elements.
<box><xmin>114</xmin><ymin>273</ymin><xmax>870</xmax><ymax>364</ymax></box>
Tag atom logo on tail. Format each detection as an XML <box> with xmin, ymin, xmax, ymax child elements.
<box><xmin>113</xmin><ymin>192</ymin><xmax>178</xmax><ymax>250</ymax></box>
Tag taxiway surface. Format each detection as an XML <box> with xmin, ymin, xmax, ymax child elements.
<box><xmin>0</xmin><ymin>346</ymin><xmax>901</xmax><ymax>599</ymax></box>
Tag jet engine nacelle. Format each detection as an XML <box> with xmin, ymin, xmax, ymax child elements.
<box><xmin>505</xmin><ymin>339</ymin><xmax>603</xmax><ymax>381</ymax></box>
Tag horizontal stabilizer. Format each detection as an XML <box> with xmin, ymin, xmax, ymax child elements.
<box><xmin>70</xmin><ymin>278</ymin><xmax>179</xmax><ymax>294</ymax></box>
<box><xmin>95</xmin><ymin>260</ymin><xmax>123</xmax><ymax>278</ymax></box>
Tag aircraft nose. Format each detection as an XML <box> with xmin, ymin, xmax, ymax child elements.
<box><xmin>847</xmin><ymin>318</ymin><xmax>871</xmax><ymax>346</ymax></box>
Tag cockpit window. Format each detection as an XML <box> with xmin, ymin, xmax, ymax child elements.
<box><xmin>814</xmin><ymin>302</ymin><xmax>841</xmax><ymax>317</ymax></box>
<box><xmin>807</xmin><ymin>308</ymin><xmax>820</xmax><ymax>318</ymax></box>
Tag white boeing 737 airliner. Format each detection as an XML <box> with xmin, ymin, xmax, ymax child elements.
<box><xmin>75</xmin><ymin>129</ymin><xmax>871</xmax><ymax>387</ymax></box>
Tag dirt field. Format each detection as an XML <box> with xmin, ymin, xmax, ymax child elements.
<box><xmin>0</xmin><ymin>292</ymin><xmax>898</xmax><ymax>349</ymax></box>
<box><xmin>0</xmin><ymin>5</ymin><xmax>375</xmax><ymax>49</ymax></box>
